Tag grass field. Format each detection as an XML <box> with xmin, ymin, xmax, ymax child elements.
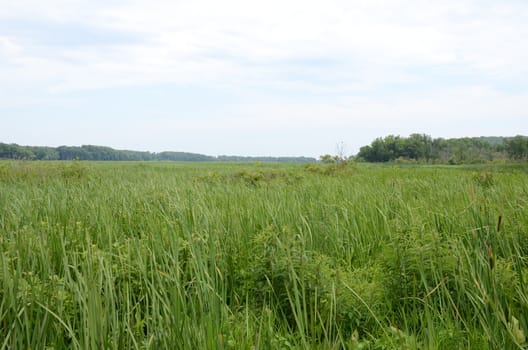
<box><xmin>1</xmin><ymin>160</ymin><xmax>527</xmax><ymax>349</ymax></box>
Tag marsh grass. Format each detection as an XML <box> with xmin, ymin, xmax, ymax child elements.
<box><xmin>0</xmin><ymin>161</ymin><xmax>527</xmax><ymax>348</ymax></box>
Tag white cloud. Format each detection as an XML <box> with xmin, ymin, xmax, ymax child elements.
<box><xmin>0</xmin><ymin>36</ymin><xmax>22</xmax><ymax>59</ymax></box>
<box><xmin>1</xmin><ymin>0</ymin><xmax>527</xmax><ymax>93</ymax></box>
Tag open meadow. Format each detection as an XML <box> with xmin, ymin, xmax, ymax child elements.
<box><xmin>1</xmin><ymin>160</ymin><xmax>527</xmax><ymax>349</ymax></box>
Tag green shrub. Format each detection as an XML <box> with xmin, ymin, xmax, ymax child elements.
<box><xmin>303</xmin><ymin>160</ymin><xmax>357</xmax><ymax>175</ymax></box>
<box><xmin>379</xmin><ymin>228</ymin><xmax>458</xmax><ymax>326</ymax></box>
<box><xmin>239</xmin><ymin>226</ymin><xmax>386</xmax><ymax>341</ymax></box>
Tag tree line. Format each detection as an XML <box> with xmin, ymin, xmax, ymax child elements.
<box><xmin>0</xmin><ymin>143</ymin><xmax>316</xmax><ymax>162</ymax></box>
<box><xmin>3</xmin><ymin>135</ymin><xmax>527</xmax><ymax>164</ymax></box>
<box><xmin>355</xmin><ymin>134</ymin><xmax>528</xmax><ymax>163</ymax></box>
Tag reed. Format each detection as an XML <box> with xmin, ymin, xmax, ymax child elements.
<box><xmin>0</xmin><ymin>161</ymin><xmax>527</xmax><ymax>348</ymax></box>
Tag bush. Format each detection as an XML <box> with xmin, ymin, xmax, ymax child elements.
<box><xmin>379</xmin><ymin>228</ymin><xmax>458</xmax><ymax>326</ymax></box>
<box><xmin>304</xmin><ymin>160</ymin><xmax>357</xmax><ymax>176</ymax></box>
<box><xmin>238</xmin><ymin>226</ymin><xmax>386</xmax><ymax>340</ymax></box>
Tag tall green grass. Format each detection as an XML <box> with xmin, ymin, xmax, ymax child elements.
<box><xmin>0</xmin><ymin>161</ymin><xmax>527</xmax><ymax>349</ymax></box>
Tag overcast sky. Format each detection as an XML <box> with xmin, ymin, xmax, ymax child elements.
<box><xmin>1</xmin><ymin>0</ymin><xmax>527</xmax><ymax>157</ymax></box>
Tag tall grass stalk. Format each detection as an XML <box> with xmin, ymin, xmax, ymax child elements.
<box><xmin>0</xmin><ymin>161</ymin><xmax>527</xmax><ymax>348</ymax></box>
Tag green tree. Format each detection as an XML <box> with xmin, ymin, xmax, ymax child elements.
<box><xmin>506</xmin><ymin>135</ymin><xmax>528</xmax><ymax>160</ymax></box>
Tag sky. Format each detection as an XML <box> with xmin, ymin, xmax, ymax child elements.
<box><xmin>1</xmin><ymin>0</ymin><xmax>527</xmax><ymax>157</ymax></box>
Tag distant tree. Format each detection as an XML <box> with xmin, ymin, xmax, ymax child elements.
<box><xmin>506</xmin><ymin>135</ymin><xmax>528</xmax><ymax>160</ymax></box>
<box><xmin>357</xmin><ymin>137</ymin><xmax>393</xmax><ymax>162</ymax></box>
<box><xmin>0</xmin><ymin>143</ymin><xmax>15</xmax><ymax>158</ymax></box>
<box><xmin>29</xmin><ymin>146</ymin><xmax>59</xmax><ymax>160</ymax></box>
<box><xmin>0</xmin><ymin>143</ymin><xmax>35</xmax><ymax>159</ymax></box>
<box><xmin>406</xmin><ymin>133</ymin><xmax>433</xmax><ymax>161</ymax></box>
<box><xmin>356</xmin><ymin>134</ymin><xmax>515</xmax><ymax>163</ymax></box>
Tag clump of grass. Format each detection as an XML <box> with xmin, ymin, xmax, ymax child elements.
<box><xmin>59</xmin><ymin>160</ymin><xmax>89</xmax><ymax>180</ymax></box>
<box><xmin>238</xmin><ymin>225</ymin><xmax>387</xmax><ymax>345</ymax></box>
<box><xmin>0</xmin><ymin>160</ymin><xmax>89</xmax><ymax>183</ymax></box>
<box><xmin>471</xmin><ymin>171</ymin><xmax>495</xmax><ymax>188</ymax></box>
<box><xmin>198</xmin><ymin>168</ymin><xmax>302</xmax><ymax>186</ymax></box>
<box><xmin>304</xmin><ymin>159</ymin><xmax>357</xmax><ymax>175</ymax></box>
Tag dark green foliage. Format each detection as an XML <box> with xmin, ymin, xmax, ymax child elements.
<box><xmin>356</xmin><ymin>134</ymin><xmax>524</xmax><ymax>163</ymax></box>
<box><xmin>358</xmin><ymin>134</ymin><xmax>433</xmax><ymax>162</ymax></box>
<box><xmin>505</xmin><ymin>135</ymin><xmax>528</xmax><ymax>160</ymax></box>
<box><xmin>239</xmin><ymin>226</ymin><xmax>386</xmax><ymax>339</ymax></box>
<box><xmin>0</xmin><ymin>142</ymin><xmax>317</xmax><ymax>162</ymax></box>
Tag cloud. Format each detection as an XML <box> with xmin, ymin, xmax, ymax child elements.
<box><xmin>0</xmin><ymin>36</ymin><xmax>22</xmax><ymax>59</ymax></box>
<box><xmin>1</xmin><ymin>0</ymin><xmax>527</xmax><ymax>94</ymax></box>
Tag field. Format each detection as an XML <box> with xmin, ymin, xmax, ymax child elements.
<box><xmin>0</xmin><ymin>160</ymin><xmax>527</xmax><ymax>349</ymax></box>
